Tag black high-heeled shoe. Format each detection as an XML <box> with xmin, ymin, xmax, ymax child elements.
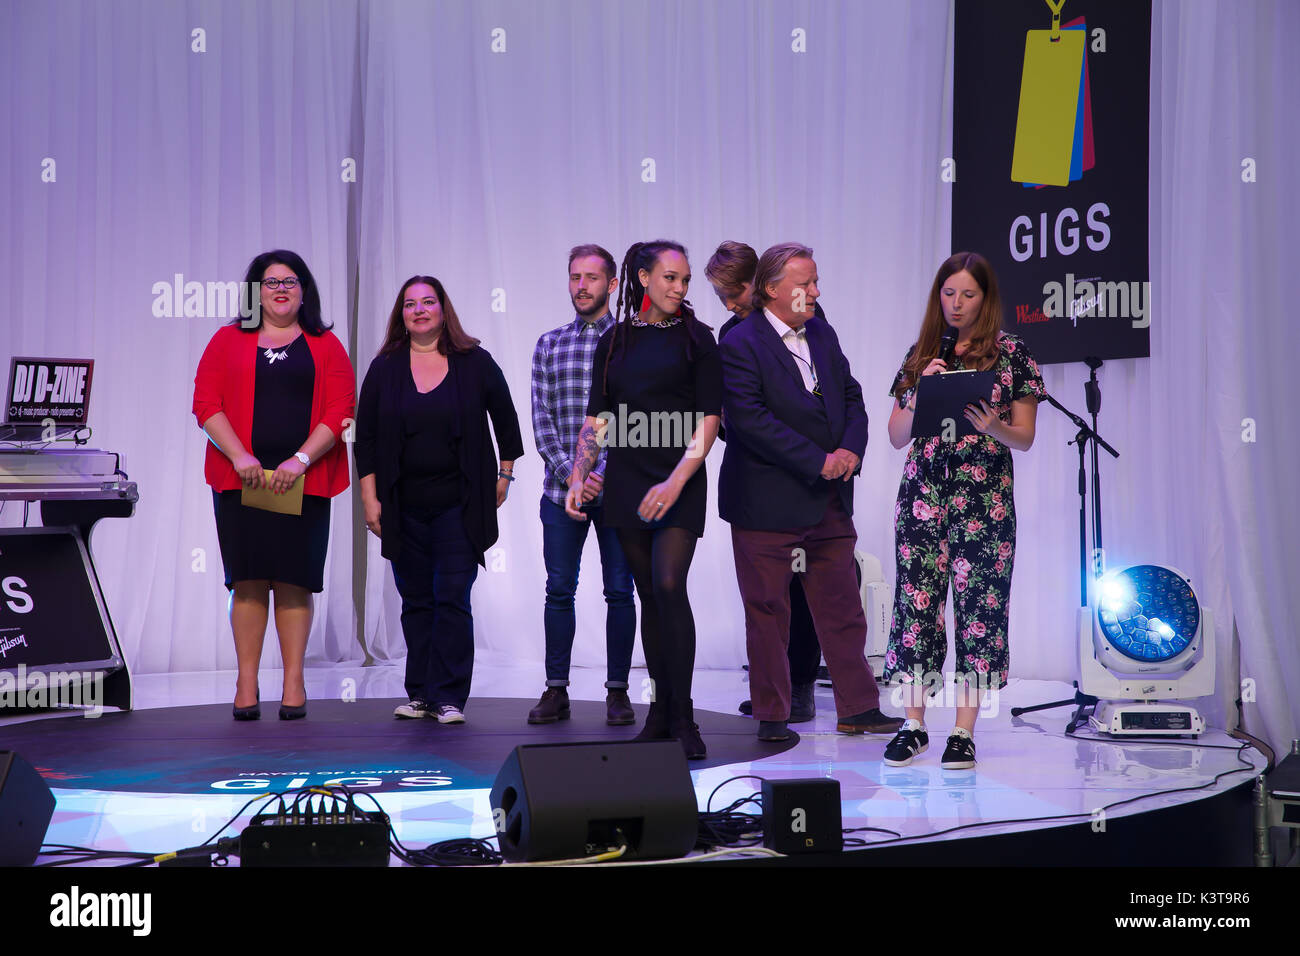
<box><xmin>233</xmin><ymin>685</ymin><xmax>260</xmax><ymax>721</ymax></box>
<box><xmin>278</xmin><ymin>698</ymin><xmax>307</xmax><ymax>720</ymax></box>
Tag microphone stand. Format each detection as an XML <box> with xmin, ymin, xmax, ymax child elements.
<box><xmin>1010</xmin><ymin>359</ymin><xmax>1120</xmax><ymax>732</ymax></box>
<box><xmin>1083</xmin><ymin>356</ymin><xmax>1106</xmax><ymax>581</ymax></box>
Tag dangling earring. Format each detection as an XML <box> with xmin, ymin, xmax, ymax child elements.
<box><xmin>640</xmin><ymin>292</ymin><xmax>650</xmax><ymax>313</ymax></box>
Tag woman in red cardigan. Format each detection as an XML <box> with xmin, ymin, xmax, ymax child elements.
<box><xmin>192</xmin><ymin>250</ymin><xmax>355</xmax><ymax>721</ymax></box>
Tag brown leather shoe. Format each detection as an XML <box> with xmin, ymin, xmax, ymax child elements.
<box><xmin>527</xmin><ymin>686</ymin><xmax>570</xmax><ymax>724</ymax></box>
<box><xmin>605</xmin><ymin>689</ymin><xmax>635</xmax><ymax>726</ymax></box>
<box><xmin>836</xmin><ymin>707</ymin><xmax>905</xmax><ymax>735</ymax></box>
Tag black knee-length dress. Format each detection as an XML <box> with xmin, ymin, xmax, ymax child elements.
<box><xmin>213</xmin><ymin>334</ymin><xmax>331</xmax><ymax>591</ymax></box>
<box><xmin>585</xmin><ymin>316</ymin><xmax>723</xmax><ymax>536</ymax></box>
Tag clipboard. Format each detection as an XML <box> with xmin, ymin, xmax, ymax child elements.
<box><xmin>911</xmin><ymin>370</ymin><xmax>995</xmax><ymax>440</ymax></box>
<box><xmin>240</xmin><ymin>470</ymin><xmax>304</xmax><ymax>515</ymax></box>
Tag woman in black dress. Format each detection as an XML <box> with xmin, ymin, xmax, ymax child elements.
<box><xmin>354</xmin><ymin>276</ymin><xmax>524</xmax><ymax>724</ymax></box>
<box><xmin>565</xmin><ymin>240</ymin><xmax>722</xmax><ymax>758</ymax></box>
<box><xmin>193</xmin><ymin>250</ymin><xmax>355</xmax><ymax>720</ymax></box>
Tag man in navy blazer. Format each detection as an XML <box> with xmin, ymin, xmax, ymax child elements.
<box><xmin>709</xmin><ymin>240</ymin><xmax>825</xmax><ymax>724</ymax></box>
<box><xmin>719</xmin><ymin>243</ymin><xmax>901</xmax><ymax>741</ymax></box>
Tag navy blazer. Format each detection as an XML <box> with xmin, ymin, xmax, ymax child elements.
<box><xmin>718</xmin><ymin>309</ymin><xmax>868</xmax><ymax>530</ymax></box>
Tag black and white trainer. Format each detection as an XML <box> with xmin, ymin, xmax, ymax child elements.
<box><xmin>940</xmin><ymin>733</ymin><xmax>976</xmax><ymax>770</ymax></box>
<box><xmin>433</xmin><ymin>704</ymin><xmax>466</xmax><ymax>724</ymax></box>
<box><xmin>394</xmin><ymin>698</ymin><xmax>430</xmax><ymax>719</ymax></box>
<box><xmin>883</xmin><ymin>723</ymin><xmax>929</xmax><ymax>767</ymax></box>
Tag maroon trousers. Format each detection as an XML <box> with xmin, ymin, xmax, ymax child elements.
<box><xmin>731</xmin><ymin>496</ymin><xmax>882</xmax><ymax>721</ymax></box>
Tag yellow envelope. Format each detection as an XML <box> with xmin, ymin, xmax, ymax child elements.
<box><xmin>241</xmin><ymin>470</ymin><xmax>304</xmax><ymax>515</ymax></box>
<box><xmin>1011</xmin><ymin>28</ymin><xmax>1085</xmax><ymax>187</ymax></box>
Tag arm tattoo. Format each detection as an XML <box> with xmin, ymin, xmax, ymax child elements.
<box><xmin>573</xmin><ymin>420</ymin><xmax>601</xmax><ymax>484</ymax></box>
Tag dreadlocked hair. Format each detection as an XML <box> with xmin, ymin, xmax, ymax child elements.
<box><xmin>602</xmin><ymin>239</ymin><xmax>712</xmax><ymax>396</ymax></box>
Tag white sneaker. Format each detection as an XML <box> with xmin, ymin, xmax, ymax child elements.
<box><xmin>432</xmin><ymin>704</ymin><xmax>465</xmax><ymax>724</ymax></box>
<box><xmin>394</xmin><ymin>699</ymin><xmax>430</xmax><ymax>719</ymax></box>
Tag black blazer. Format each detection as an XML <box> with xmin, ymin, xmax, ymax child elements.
<box><xmin>354</xmin><ymin>345</ymin><xmax>524</xmax><ymax>566</ymax></box>
<box><xmin>718</xmin><ymin>309</ymin><xmax>867</xmax><ymax>530</ymax></box>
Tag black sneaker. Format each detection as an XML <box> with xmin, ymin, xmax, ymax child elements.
<box><xmin>394</xmin><ymin>698</ymin><xmax>430</xmax><ymax>719</ymax></box>
<box><xmin>940</xmin><ymin>733</ymin><xmax>976</xmax><ymax>770</ymax></box>
<box><xmin>432</xmin><ymin>703</ymin><xmax>466</xmax><ymax>724</ymax></box>
<box><xmin>882</xmin><ymin>726</ymin><xmax>929</xmax><ymax>767</ymax></box>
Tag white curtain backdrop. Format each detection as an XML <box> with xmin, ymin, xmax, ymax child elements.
<box><xmin>2</xmin><ymin>0</ymin><xmax>1294</xmax><ymax>752</ymax></box>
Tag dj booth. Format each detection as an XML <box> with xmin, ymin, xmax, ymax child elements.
<box><xmin>0</xmin><ymin>446</ymin><xmax>137</xmax><ymax>712</ymax></box>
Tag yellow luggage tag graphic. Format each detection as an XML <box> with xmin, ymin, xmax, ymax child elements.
<box><xmin>1010</xmin><ymin>27</ymin><xmax>1085</xmax><ymax>187</ymax></box>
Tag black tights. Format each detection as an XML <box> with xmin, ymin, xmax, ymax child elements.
<box><xmin>616</xmin><ymin>526</ymin><xmax>698</xmax><ymax>707</ymax></box>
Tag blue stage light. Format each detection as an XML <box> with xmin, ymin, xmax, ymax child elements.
<box><xmin>1095</xmin><ymin>566</ymin><xmax>1199</xmax><ymax>665</ymax></box>
<box><xmin>1099</xmin><ymin>577</ymin><xmax>1132</xmax><ymax>614</ymax></box>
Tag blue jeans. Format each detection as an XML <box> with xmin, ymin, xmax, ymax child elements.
<box><xmin>540</xmin><ymin>495</ymin><xmax>636</xmax><ymax>686</ymax></box>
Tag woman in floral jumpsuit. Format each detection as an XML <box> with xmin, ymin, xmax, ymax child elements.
<box><xmin>881</xmin><ymin>252</ymin><xmax>1045</xmax><ymax>770</ymax></box>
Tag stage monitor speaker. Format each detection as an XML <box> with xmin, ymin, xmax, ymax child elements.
<box><xmin>762</xmin><ymin>777</ymin><xmax>843</xmax><ymax>854</ymax></box>
<box><xmin>490</xmin><ymin>740</ymin><xmax>698</xmax><ymax>862</ymax></box>
<box><xmin>0</xmin><ymin>751</ymin><xmax>56</xmax><ymax>866</ymax></box>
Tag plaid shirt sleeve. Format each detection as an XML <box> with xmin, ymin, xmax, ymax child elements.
<box><xmin>531</xmin><ymin>330</ymin><xmax>573</xmax><ymax>484</ymax></box>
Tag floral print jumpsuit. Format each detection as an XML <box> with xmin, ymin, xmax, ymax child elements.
<box><xmin>882</xmin><ymin>332</ymin><xmax>1046</xmax><ymax>690</ymax></box>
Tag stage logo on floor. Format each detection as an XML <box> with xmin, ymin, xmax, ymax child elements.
<box><xmin>953</xmin><ymin>0</ymin><xmax>1152</xmax><ymax>364</ymax></box>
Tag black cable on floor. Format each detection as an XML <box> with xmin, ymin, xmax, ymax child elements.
<box><xmin>859</xmin><ymin>736</ymin><xmax>1261</xmax><ymax>847</ymax></box>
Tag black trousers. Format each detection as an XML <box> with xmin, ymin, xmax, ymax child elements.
<box><xmin>787</xmin><ymin>574</ymin><xmax>824</xmax><ymax>685</ymax></box>
<box><xmin>390</xmin><ymin>506</ymin><xmax>478</xmax><ymax>708</ymax></box>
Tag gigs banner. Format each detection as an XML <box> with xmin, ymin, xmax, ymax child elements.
<box><xmin>953</xmin><ymin>0</ymin><xmax>1151</xmax><ymax>365</ymax></box>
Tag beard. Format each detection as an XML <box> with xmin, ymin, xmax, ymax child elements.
<box><xmin>573</xmin><ymin>290</ymin><xmax>608</xmax><ymax>317</ymax></box>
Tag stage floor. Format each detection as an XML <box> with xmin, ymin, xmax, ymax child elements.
<box><xmin>0</xmin><ymin>661</ymin><xmax>1265</xmax><ymax>866</ymax></box>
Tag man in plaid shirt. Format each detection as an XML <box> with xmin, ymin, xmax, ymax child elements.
<box><xmin>528</xmin><ymin>244</ymin><xmax>636</xmax><ymax>726</ymax></box>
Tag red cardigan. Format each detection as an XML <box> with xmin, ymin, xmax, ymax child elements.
<box><xmin>193</xmin><ymin>324</ymin><xmax>355</xmax><ymax>497</ymax></box>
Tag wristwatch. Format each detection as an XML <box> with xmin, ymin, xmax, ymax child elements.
<box><xmin>295</xmin><ymin>452</ymin><xmax>311</xmax><ymax>466</ymax></box>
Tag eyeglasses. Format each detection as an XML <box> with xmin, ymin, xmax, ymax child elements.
<box><xmin>262</xmin><ymin>277</ymin><xmax>300</xmax><ymax>291</ymax></box>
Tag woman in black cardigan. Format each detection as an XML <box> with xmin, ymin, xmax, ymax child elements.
<box><xmin>354</xmin><ymin>275</ymin><xmax>524</xmax><ymax>724</ymax></box>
